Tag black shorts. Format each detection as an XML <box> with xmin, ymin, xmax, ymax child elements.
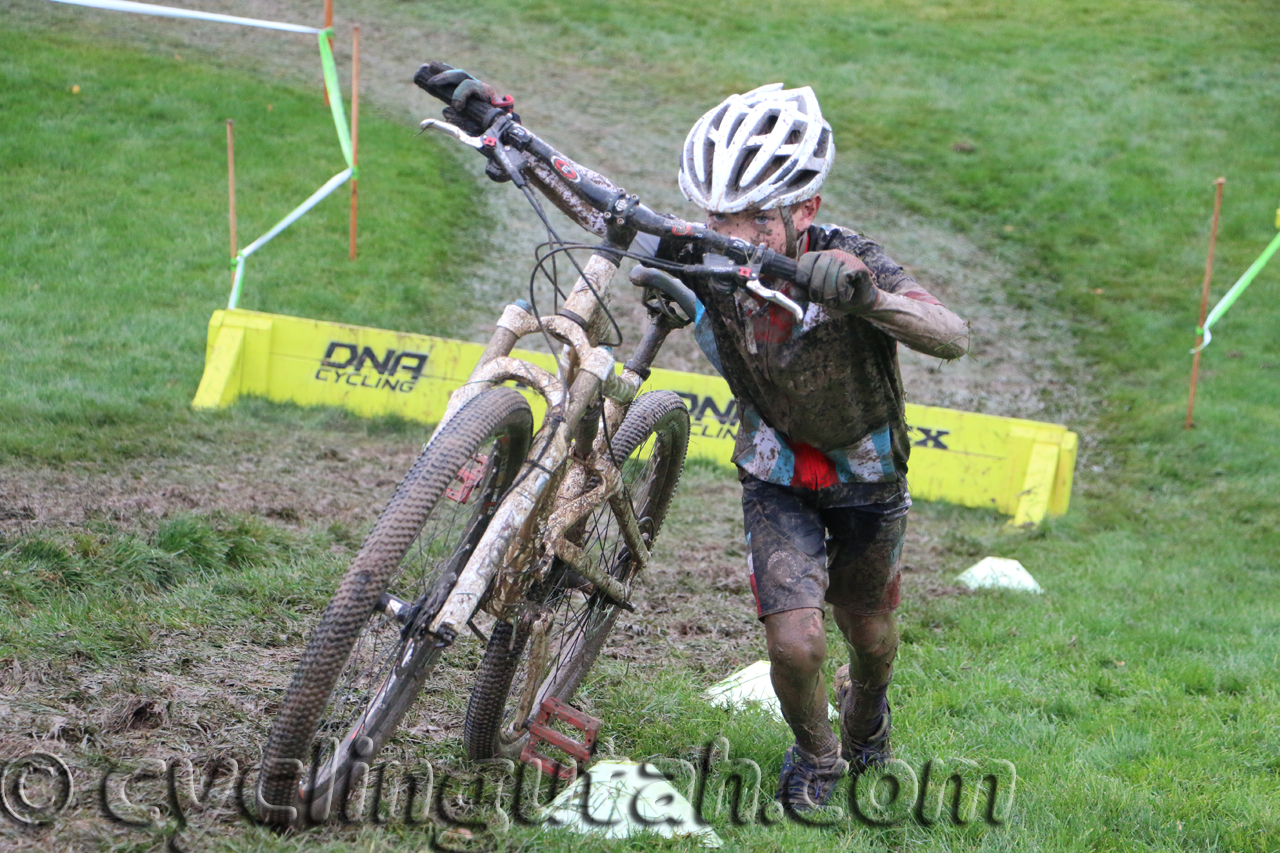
<box><xmin>741</xmin><ymin>475</ymin><xmax>911</xmax><ymax>619</ymax></box>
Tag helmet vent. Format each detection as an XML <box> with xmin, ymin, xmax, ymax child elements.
<box><xmin>678</xmin><ymin>83</ymin><xmax>834</xmax><ymax>213</ymax></box>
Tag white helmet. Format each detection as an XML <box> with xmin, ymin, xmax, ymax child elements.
<box><xmin>679</xmin><ymin>83</ymin><xmax>834</xmax><ymax>214</ymax></box>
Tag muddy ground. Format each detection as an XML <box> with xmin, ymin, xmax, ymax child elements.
<box><xmin>0</xmin><ymin>453</ymin><xmax>973</xmax><ymax>851</ymax></box>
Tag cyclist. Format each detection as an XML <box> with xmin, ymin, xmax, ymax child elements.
<box><xmin>426</xmin><ymin>68</ymin><xmax>969</xmax><ymax>811</ymax></box>
<box><xmin>640</xmin><ymin>84</ymin><xmax>970</xmax><ymax>811</ymax></box>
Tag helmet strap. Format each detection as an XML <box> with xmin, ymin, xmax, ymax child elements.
<box><xmin>780</xmin><ymin>205</ymin><xmax>800</xmax><ymax>259</ymax></box>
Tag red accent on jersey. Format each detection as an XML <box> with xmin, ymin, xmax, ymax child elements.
<box><xmin>751</xmin><ymin>302</ymin><xmax>795</xmax><ymax>344</ymax></box>
<box><xmin>788</xmin><ymin>439</ymin><xmax>839</xmax><ymax>491</ymax></box>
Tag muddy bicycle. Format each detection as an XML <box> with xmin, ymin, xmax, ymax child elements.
<box><xmin>258</xmin><ymin>62</ymin><xmax>819</xmax><ymax>826</ymax></box>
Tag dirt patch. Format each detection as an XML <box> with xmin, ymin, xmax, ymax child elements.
<box><xmin>0</xmin><ymin>431</ymin><xmax>421</xmax><ymax>538</ymax></box>
<box><xmin>0</xmin><ymin>634</ymin><xmax>302</xmax><ymax>852</ymax></box>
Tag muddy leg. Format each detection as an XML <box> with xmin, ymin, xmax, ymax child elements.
<box><xmin>763</xmin><ymin>607</ymin><xmax>839</xmax><ymax>757</ymax></box>
<box><xmin>832</xmin><ymin>607</ymin><xmax>897</xmax><ymax>734</ymax></box>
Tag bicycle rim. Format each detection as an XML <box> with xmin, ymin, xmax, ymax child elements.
<box><xmin>259</xmin><ymin>388</ymin><xmax>533</xmax><ymax>825</ymax></box>
<box><xmin>464</xmin><ymin>391</ymin><xmax>689</xmax><ymax>761</ymax></box>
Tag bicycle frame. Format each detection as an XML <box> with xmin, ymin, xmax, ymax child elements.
<box><xmin>408</xmin><ymin>95</ymin><xmax>808</xmax><ymax>652</ymax></box>
<box><xmin>421</xmin><ymin>250</ymin><xmax>653</xmax><ymax>645</ymax></box>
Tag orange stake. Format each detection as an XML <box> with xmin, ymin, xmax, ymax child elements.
<box><xmin>322</xmin><ymin>0</ymin><xmax>334</xmax><ymax>105</ymax></box>
<box><xmin>350</xmin><ymin>24</ymin><xmax>359</xmax><ymax>260</ymax></box>
<box><xmin>227</xmin><ymin>119</ymin><xmax>237</xmax><ymax>284</ymax></box>
<box><xmin>1185</xmin><ymin>177</ymin><xmax>1225</xmax><ymax>429</ymax></box>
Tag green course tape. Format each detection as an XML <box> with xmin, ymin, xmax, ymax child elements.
<box><xmin>228</xmin><ymin>256</ymin><xmax>247</xmax><ymax>310</ymax></box>
<box><xmin>318</xmin><ymin>29</ymin><xmax>353</xmax><ymax>169</ymax></box>
<box><xmin>226</xmin><ymin>168</ymin><xmax>353</xmax><ymax>309</ymax></box>
<box><xmin>224</xmin><ymin>32</ymin><xmax>356</xmax><ymax>308</ymax></box>
<box><xmin>1194</xmin><ymin>228</ymin><xmax>1280</xmax><ymax>352</ymax></box>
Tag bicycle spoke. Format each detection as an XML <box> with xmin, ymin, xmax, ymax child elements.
<box><xmin>494</xmin><ymin>445</ymin><xmax>660</xmax><ymax>741</ymax></box>
<box><xmin>307</xmin><ymin>430</ymin><xmax>514</xmax><ymax>782</ymax></box>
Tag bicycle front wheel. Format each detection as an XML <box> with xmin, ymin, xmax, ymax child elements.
<box><xmin>259</xmin><ymin>387</ymin><xmax>533</xmax><ymax>826</ymax></box>
<box><xmin>463</xmin><ymin>390</ymin><xmax>689</xmax><ymax>761</ymax></box>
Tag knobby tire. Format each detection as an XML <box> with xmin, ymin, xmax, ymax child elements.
<box><xmin>258</xmin><ymin>388</ymin><xmax>533</xmax><ymax>827</ymax></box>
<box><xmin>462</xmin><ymin>390</ymin><xmax>690</xmax><ymax>761</ymax></box>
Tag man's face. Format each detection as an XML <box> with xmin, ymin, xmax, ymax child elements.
<box><xmin>705</xmin><ymin>208</ymin><xmax>789</xmax><ymax>253</ymax></box>
<box><xmin>704</xmin><ymin>196</ymin><xmax>821</xmax><ymax>254</ymax></box>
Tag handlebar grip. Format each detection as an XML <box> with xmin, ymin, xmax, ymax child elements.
<box><xmin>413</xmin><ymin>63</ymin><xmax>505</xmax><ymax>129</ymax></box>
<box><xmin>413</xmin><ymin>63</ymin><xmax>454</xmax><ymax>100</ymax></box>
<box><xmin>762</xmin><ymin>253</ymin><xmax>806</xmax><ymax>288</ymax></box>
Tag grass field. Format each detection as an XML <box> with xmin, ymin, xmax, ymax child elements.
<box><xmin>2</xmin><ymin>1</ymin><xmax>1280</xmax><ymax>851</ymax></box>
<box><xmin>0</xmin><ymin>22</ymin><xmax>486</xmax><ymax>463</ymax></box>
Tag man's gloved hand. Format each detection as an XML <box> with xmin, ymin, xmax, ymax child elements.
<box><xmin>418</xmin><ymin>64</ymin><xmax>508</xmax><ymax>136</ymax></box>
<box><xmin>797</xmin><ymin>249</ymin><xmax>878</xmax><ymax>314</ymax></box>
<box><xmin>445</xmin><ymin>78</ymin><xmax>497</xmax><ymax>125</ymax></box>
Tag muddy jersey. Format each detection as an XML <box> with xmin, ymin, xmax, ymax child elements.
<box><xmin>645</xmin><ymin>224</ymin><xmax>954</xmax><ymax>497</ymax></box>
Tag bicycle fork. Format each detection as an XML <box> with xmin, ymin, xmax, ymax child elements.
<box><xmin>425</xmin><ymin>255</ymin><xmax>648</xmax><ymax>645</ymax></box>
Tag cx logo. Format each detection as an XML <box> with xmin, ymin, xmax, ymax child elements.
<box><xmin>912</xmin><ymin>428</ymin><xmax>950</xmax><ymax>450</ymax></box>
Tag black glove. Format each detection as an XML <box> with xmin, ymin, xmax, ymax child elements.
<box><xmin>797</xmin><ymin>249</ymin><xmax>877</xmax><ymax>314</ymax></box>
<box><xmin>415</xmin><ymin>63</ymin><xmax>515</xmax><ymax>136</ymax></box>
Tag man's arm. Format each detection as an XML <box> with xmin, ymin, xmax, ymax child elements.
<box><xmin>803</xmin><ymin>233</ymin><xmax>969</xmax><ymax>360</ymax></box>
<box><xmin>860</xmin><ymin>281</ymin><xmax>969</xmax><ymax>361</ymax></box>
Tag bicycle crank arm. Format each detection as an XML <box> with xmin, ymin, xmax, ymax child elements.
<box><xmin>512</xmin><ymin>608</ymin><xmax>554</xmax><ymax>731</ymax></box>
<box><xmin>550</xmin><ymin>537</ymin><xmax>635</xmax><ymax>611</ymax></box>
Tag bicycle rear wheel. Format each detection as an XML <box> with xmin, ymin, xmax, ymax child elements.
<box><xmin>259</xmin><ymin>388</ymin><xmax>533</xmax><ymax>826</ymax></box>
<box><xmin>463</xmin><ymin>390</ymin><xmax>689</xmax><ymax>761</ymax></box>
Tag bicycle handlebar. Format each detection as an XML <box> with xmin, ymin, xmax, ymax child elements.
<box><xmin>412</xmin><ymin>63</ymin><xmax>513</xmax><ymax>133</ymax></box>
<box><xmin>413</xmin><ymin>63</ymin><xmax>806</xmax><ymax>290</ymax></box>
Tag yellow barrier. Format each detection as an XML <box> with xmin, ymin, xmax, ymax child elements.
<box><xmin>194</xmin><ymin>309</ymin><xmax>1076</xmax><ymax>526</ymax></box>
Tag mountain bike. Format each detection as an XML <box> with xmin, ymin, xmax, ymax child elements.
<box><xmin>257</xmin><ymin>62</ymin><xmax>816</xmax><ymax>827</ymax></box>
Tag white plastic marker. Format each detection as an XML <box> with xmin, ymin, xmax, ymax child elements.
<box><xmin>705</xmin><ymin>660</ymin><xmax>836</xmax><ymax>722</ymax></box>
<box><xmin>47</xmin><ymin>0</ymin><xmax>320</xmax><ymax>33</ymax></box>
<box><xmin>543</xmin><ymin>761</ymin><xmax>723</xmax><ymax>848</ymax></box>
<box><xmin>957</xmin><ymin>557</ymin><xmax>1043</xmax><ymax>593</ymax></box>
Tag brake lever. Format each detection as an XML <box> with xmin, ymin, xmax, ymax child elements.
<box><xmin>420</xmin><ymin>117</ymin><xmax>526</xmax><ymax>187</ymax></box>
<box><xmin>738</xmin><ymin>245</ymin><xmax>807</xmax><ymax>320</ymax></box>
<box><xmin>697</xmin><ymin>256</ymin><xmax>804</xmax><ymax>323</ymax></box>
<box><xmin>418</xmin><ymin>118</ymin><xmax>486</xmax><ymax>149</ymax></box>
<box><xmin>744</xmin><ymin>279</ymin><xmax>805</xmax><ymax>323</ymax></box>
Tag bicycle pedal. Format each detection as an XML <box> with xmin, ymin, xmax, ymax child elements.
<box><xmin>520</xmin><ymin>697</ymin><xmax>602</xmax><ymax>781</ymax></box>
<box><xmin>444</xmin><ymin>453</ymin><xmax>488</xmax><ymax>503</ymax></box>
